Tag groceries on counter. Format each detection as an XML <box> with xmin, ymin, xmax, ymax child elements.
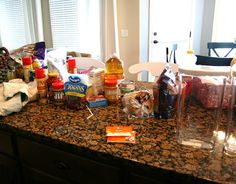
<box><xmin>104</xmin><ymin>54</ymin><xmax>125</xmax><ymax>104</ymax></box>
<box><xmin>106</xmin><ymin>126</ymin><xmax>135</xmax><ymax>143</ymax></box>
<box><xmin>153</xmin><ymin>64</ymin><xmax>178</xmax><ymax>119</ymax></box>
<box><xmin>122</xmin><ymin>90</ymin><xmax>154</xmax><ymax>118</ymax></box>
<box><xmin>64</xmin><ymin>74</ymin><xmax>89</xmax><ymax>110</ymax></box>
<box><xmin>191</xmin><ymin>76</ymin><xmax>231</xmax><ymax>109</ymax></box>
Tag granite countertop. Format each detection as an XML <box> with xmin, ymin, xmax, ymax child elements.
<box><xmin>0</xmin><ymin>82</ymin><xmax>236</xmax><ymax>184</ymax></box>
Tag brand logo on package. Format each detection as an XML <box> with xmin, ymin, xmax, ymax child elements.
<box><xmin>65</xmin><ymin>75</ymin><xmax>87</xmax><ymax>97</ymax></box>
<box><xmin>69</xmin><ymin>75</ymin><xmax>81</xmax><ymax>83</ymax></box>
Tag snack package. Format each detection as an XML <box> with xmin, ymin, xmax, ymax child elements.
<box><xmin>154</xmin><ymin>65</ymin><xmax>178</xmax><ymax>119</ymax></box>
<box><xmin>122</xmin><ymin>90</ymin><xmax>154</xmax><ymax>118</ymax></box>
<box><xmin>64</xmin><ymin>74</ymin><xmax>89</xmax><ymax>109</ymax></box>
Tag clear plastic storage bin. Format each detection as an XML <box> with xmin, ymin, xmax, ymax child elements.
<box><xmin>224</xmin><ymin>67</ymin><xmax>236</xmax><ymax>156</ymax></box>
<box><xmin>177</xmin><ymin>65</ymin><xmax>230</xmax><ymax>149</ymax></box>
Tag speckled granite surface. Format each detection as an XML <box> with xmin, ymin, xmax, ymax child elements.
<box><xmin>0</xmin><ymin>82</ymin><xmax>236</xmax><ymax>184</ymax></box>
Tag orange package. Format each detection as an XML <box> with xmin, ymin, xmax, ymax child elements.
<box><xmin>106</xmin><ymin>126</ymin><xmax>132</xmax><ymax>137</ymax></box>
<box><xmin>107</xmin><ymin>131</ymin><xmax>136</xmax><ymax>143</ymax></box>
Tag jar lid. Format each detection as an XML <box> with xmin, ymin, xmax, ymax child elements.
<box><xmin>68</xmin><ymin>58</ymin><xmax>76</xmax><ymax>68</ymax></box>
<box><xmin>35</xmin><ymin>68</ymin><xmax>45</xmax><ymax>79</ymax></box>
<box><xmin>178</xmin><ymin>65</ymin><xmax>230</xmax><ymax>76</ymax></box>
<box><xmin>48</xmin><ymin>72</ymin><xmax>59</xmax><ymax>77</ymax></box>
<box><xmin>22</xmin><ymin>56</ymin><xmax>32</xmax><ymax>65</ymax></box>
<box><xmin>105</xmin><ymin>79</ymin><xmax>117</xmax><ymax>87</ymax></box>
<box><xmin>52</xmin><ymin>81</ymin><xmax>64</xmax><ymax>89</ymax></box>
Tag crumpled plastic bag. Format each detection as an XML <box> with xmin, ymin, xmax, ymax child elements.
<box><xmin>0</xmin><ymin>79</ymin><xmax>29</xmax><ymax>116</ymax></box>
<box><xmin>122</xmin><ymin>90</ymin><xmax>154</xmax><ymax>118</ymax></box>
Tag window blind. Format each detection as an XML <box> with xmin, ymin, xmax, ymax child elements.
<box><xmin>0</xmin><ymin>0</ymin><xmax>28</xmax><ymax>50</ymax></box>
<box><xmin>49</xmin><ymin>0</ymin><xmax>101</xmax><ymax>58</ymax></box>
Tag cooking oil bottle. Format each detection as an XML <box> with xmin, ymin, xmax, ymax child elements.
<box><xmin>104</xmin><ymin>54</ymin><xmax>124</xmax><ymax>103</ymax></box>
<box><xmin>105</xmin><ymin>54</ymin><xmax>124</xmax><ymax>80</ymax></box>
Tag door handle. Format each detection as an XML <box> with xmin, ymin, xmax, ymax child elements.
<box><xmin>153</xmin><ymin>40</ymin><xmax>158</xmax><ymax>44</ymax></box>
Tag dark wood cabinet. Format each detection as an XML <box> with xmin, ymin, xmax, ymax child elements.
<box><xmin>0</xmin><ymin>130</ymin><xmax>14</xmax><ymax>156</ymax></box>
<box><xmin>17</xmin><ymin>137</ymin><xmax>121</xmax><ymax>184</ymax></box>
<box><xmin>22</xmin><ymin>165</ymin><xmax>70</xmax><ymax>184</ymax></box>
<box><xmin>0</xmin><ymin>130</ymin><xmax>21</xmax><ymax>184</ymax></box>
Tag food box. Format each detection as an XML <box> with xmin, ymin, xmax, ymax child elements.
<box><xmin>192</xmin><ymin>76</ymin><xmax>231</xmax><ymax>109</ymax></box>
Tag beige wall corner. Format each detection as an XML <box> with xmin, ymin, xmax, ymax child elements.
<box><xmin>117</xmin><ymin>0</ymin><xmax>139</xmax><ymax>81</ymax></box>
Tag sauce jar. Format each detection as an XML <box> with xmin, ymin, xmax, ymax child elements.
<box><xmin>52</xmin><ymin>81</ymin><xmax>65</xmax><ymax>106</ymax></box>
<box><xmin>104</xmin><ymin>79</ymin><xmax>118</xmax><ymax>103</ymax></box>
<box><xmin>47</xmin><ymin>72</ymin><xmax>60</xmax><ymax>103</ymax></box>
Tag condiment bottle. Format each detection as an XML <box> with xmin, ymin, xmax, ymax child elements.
<box><xmin>104</xmin><ymin>79</ymin><xmax>118</xmax><ymax>103</ymax></box>
<box><xmin>47</xmin><ymin>72</ymin><xmax>60</xmax><ymax>103</ymax></box>
<box><xmin>67</xmin><ymin>58</ymin><xmax>77</xmax><ymax>74</ymax></box>
<box><xmin>105</xmin><ymin>54</ymin><xmax>124</xmax><ymax>80</ymax></box>
<box><xmin>35</xmin><ymin>68</ymin><xmax>47</xmax><ymax>104</ymax></box>
<box><xmin>52</xmin><ymin>81</ymin><xmax>65</xmax><ymax>106</ymax></box>
<box><xmin>22</xmin><ymin>56</ymin><xmax>33</xmax><ymax>83</ymax></box>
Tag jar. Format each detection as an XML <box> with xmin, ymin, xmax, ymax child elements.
<box><xmin>47</xmin><ymin>72</ymin><xmax>60</xmax><ymax>103</ymax></box>
<box><xmin>52</xmin><ymin>81</ymin><xmax>65</xmax><ymax>106</ymax></box>
<box><xmin>104</xmin><ymin>79</ymin><xmax>118</xmax><ymax>103</ymax></box>
<box><xmin>22</xmin><ymin>56</ymin><xmax>33</xmax><ymax>83</ymax></box>
<box><xmin>119</xmin><ymin>80</ymin><xmax>135</xmax><ymax>96</ymax></box>
<box><xmin>177</xmin><ymin>65</ymin><xmax>230</xmax><ymax>150</ymax></box>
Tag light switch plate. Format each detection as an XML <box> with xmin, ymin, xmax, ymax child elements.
<box><xmin>121</xmin><ymin>29</ymin><xmax>128</xmax><ymax>37</ymax></box>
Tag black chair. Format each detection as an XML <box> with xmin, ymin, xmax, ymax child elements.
<box><xmin>207</xmin><ymin>42</ymin><xmax>236</xmax><ymax>57</ymax></box>
<box><xmin>195</xmin><ymin>55</ymin><xmax>232</xmax><ymax>66</ymax></box>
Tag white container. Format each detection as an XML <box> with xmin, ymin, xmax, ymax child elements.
<box><xmin>177</xmin><ymin>65</ymin><xmax>230</xmax><ymax>149</ymax></box>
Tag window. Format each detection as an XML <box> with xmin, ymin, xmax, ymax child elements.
<box><xmin>212</xmin><ymin>0</ymin><xmax>236</xmax><ymax>42</ymax></box>
<box><xmin>48</xmin><ymin>0</ymin><xmax>101</xmax><ymax>58</ymax></box>
<box><xmin>0</xmin><ymin>0</ymin><xmax>29</xmax><ymax>50</ymax></box>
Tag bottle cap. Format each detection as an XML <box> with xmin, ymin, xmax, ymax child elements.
<box><xmin>105</xmin><ymin>79</ymin><xmax>117</xmax><ymax>87</ymax></box>
<box><xmin>35</xmin><ymin>68</ymin><xmax>45</xmax><ymax>79</ymax></box>
<box><xmin>68</xmin><ymin>58</ymin><xmax>76</xmax><ymax>68</ymax></box>
<box><xmin>187</xmin><ymin>50</ymin><xmax>194</xmax><ymax>54</ymax></box>
<box><xmin>48</xmin><ymin>72</ymin><xmax>59</xmax><ymax>77</ymax></box>
<box><xmin>52</xmin><ymin>81</ymin><xmax>64</xmax><ymax>90</ymax></box>
<box><xmin>22</xmin><ymin>56</ymin><xmax>33</xmax><ymax>65</ymax></box>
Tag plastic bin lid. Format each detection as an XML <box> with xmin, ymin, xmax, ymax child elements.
<box><xmin>178</xmin><ymin>65</ymin><xmax>230</xmax><ymax>76</ymax></box>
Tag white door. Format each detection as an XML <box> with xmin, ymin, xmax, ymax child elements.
<box><xmin>149</xmin><ymin>0</ymin><xmax>194</xmax><ymax>64</ymax></box>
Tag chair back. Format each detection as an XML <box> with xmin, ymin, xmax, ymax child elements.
<box><xmin>129</xmin><ymin>62</ymin><xmax>178</xmax><ymax>82</ymax></box>
<box><xmin>207</xmin><ymin>42</ymin><xmax>236</xmax><ymax>57</ymax></box>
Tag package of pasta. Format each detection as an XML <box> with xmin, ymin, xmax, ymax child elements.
<box><xmin>122</xmin><ymin>90</ymin><xmax>154</xmax><ymax>118</ymax></box>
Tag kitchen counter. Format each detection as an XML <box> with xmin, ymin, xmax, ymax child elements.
<box><xmin>0</xmin><ymin>85</ymin><xmax>236</xmax><ymax>183</ymax></box>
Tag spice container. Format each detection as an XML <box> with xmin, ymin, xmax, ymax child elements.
<box><xmin>177</xmin><ymin>65</ymin><xmax>230</xmax><ymax>150</ymax></box>
<box><xmin>67</xmin><ymin>58</ymin><xmax>77</xmax><ymax>74</ymax></box>
<box><xmin>22</xmin><ymin>56</ymin><xmax>33</xmax><ymax>83</ymax></box>
<box><xmin>35</xmin><ymin>68</ymin><xmax>47</xmax><ymax>104</ymax></box>
<box><xmin>52</xmin><ymin>81</ymin><xmax>65</xmax><ymax>106</ymax></box>
<box><xmin>104</xmin><ymin>79</ymin><xmax>118</xmax><ymax>103</ymax></box>
<box><xmin>47</xmin><ymin>72</ymin><xmax>60</xmax><ymax>103</ymax></box>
